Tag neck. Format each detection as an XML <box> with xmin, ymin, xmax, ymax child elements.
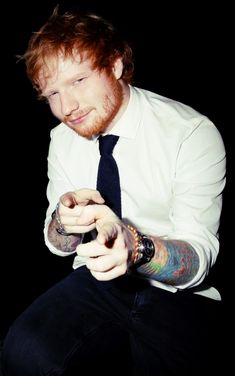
<box><xmin>105</xmin><ymin>81</ymin><xmax>130</xmax><ymax>133</ymax></box>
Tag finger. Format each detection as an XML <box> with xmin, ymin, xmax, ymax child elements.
<box><xmin>76</xmin><ymin>241</ymin><xmax>108</xmax><ymax>258</ymax></box>
<box><xmin>90</xmin><ymin>264</ymin><xmax>127</xmax><ymax>281</ymax></box>
<box><xmin>60</xmin><ymin>189</ymin><xmax>105</xmax><ymax>208</ymax></box>
<box><xmin>64</xmin><ymin>224</ymin><xmax>96</xmax><ymax>234</ymax></box>
<box><xmin>61</xmin><ymin>209</ymin><xmax>94</xmax><ymax>226</ymax></box>
<box><xmin>73</xmin><ymin>189</ymin><xmax>105</xmax><ymax>206</ymax></box>
<box><xmin>86</xmin><ymin>254</ymin><xmax>115</xmax><ymax>272</ymax></box>
<box><xmin>86</xmin><ymin>250</ymin><xmax>127</xmax><ymax>273</ymax></box>
<box><xmin>96</xmin><ymin>222</ymin><xmax>119</xmax><ymax>245</ymax></box>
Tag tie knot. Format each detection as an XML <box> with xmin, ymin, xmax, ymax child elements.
<box><xmin>98</xmin><ymin>135</ymin><xmax>119</xmax><ymax>156</ymax></box>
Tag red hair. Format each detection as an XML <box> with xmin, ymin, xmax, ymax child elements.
<box><xmin>22</xmin><ymin>7</ymin><xmax>134</xmax><ymax>93</ymax></box>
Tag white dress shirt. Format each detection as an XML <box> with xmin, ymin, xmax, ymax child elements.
<box><xmin>44</xmin><ymin>86</ymin><xmax>226</xmax><ymax>299</ymax></box>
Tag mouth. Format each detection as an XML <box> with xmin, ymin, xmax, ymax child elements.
<box><xmin>66</xmin><ymin>109</ymin><xmax>92</xmax><ymax>126</ymax></box>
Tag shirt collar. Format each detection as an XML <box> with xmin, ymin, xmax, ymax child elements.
<box><xmin>92</xmin><ymin>85</ymin><xmax>142</xmax><ymax>144</ymax></box>
<box><xmin>108</xmin><ymin>85</ymin><xmax>142</xmax><ymax>139</ymax></box>
<box><xmin>110</xmin><ymin>85</ymin><xmax>141</xmax><ymax>139</ymax></box>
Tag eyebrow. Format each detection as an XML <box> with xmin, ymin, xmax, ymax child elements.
<box><xmin>41</xmin><ymin>71</ymin><xmax>91</xmax><ymax>97</ymax></box>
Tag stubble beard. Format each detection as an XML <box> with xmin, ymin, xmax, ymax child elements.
<box><xmin>70</xmin><ymin>79</ymin><xmax>123</xmax><ymax>138</ymax></box>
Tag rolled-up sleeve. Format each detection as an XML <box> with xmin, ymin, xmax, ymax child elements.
<box><xmin>169</xmin><ymin>119</ymin><xmax>226</xmax><ymax>289</ymax></box>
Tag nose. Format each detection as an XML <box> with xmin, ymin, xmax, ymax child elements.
<box><xmin>61</xmin><ymin>92</ymin><xmax>79</xmax><ymax>116</ymax></box>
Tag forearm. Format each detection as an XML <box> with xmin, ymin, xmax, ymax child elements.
<box><xmin>132</xmin><ymin>234</ymin><xmax>199</xmax><ymax>285</ymax></box>
<box><xmin>47</xmin><ymin>216</ymin><xmax>83</xmax><ymax>253</ymax></box>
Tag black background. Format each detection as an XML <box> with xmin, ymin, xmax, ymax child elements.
<box><xmin>1</xmin><ymin>0</ymin><xmax>233</xmax><ymax>338</ymax></box>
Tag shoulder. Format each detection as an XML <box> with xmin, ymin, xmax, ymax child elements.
<box><xmin>133</xmin><ymin>85</ymin><xmax>206</xmax><ymax>122</ymax></box>
<box><xmin>48</xmin><ymin>123</ymin><xmax>96</xmax><ymax>160</ymax></box>
<box><xmin>131</xmin><ymin>86</ymin><xmax>224</xmax><ymax>146</ymax></box>
<box><xmin>49</xmin><ymin>123</ymin><xmax>82</xmax><ymax>155</ymax></box>
<box><xmin>50</xmin><ymin>122</ymin><xmax>73</xmax><ymax>139</ymax></box>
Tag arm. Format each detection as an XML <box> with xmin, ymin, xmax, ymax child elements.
<box><xmin>48</xmin><ymin>212</ymin><xmax>82</xmax><ymax>253</ymax></box>
<box><xmin>128</xmin><ymin>230</ymin><xmax>199</xmax><ymax>285</ymax></box>
<box><xmin>77</xmin><ymin>120</ymin><xmax>225</xmax><ymax>284</ymax></box>
<box><xmin>76</xmin><ymin>217</ymin><xmax>199</xmax><ymax>285</ymax></box>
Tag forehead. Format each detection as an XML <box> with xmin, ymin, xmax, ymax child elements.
<box><xmin>38</xmin><ymin>53</ymin><xmax>92</xmax><ymax>91</ymax></box>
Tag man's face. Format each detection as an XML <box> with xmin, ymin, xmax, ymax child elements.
<box><xmin>39</xmin><ymin>54</ymin><xmax>124</xmax><ymax>137</ymax></box>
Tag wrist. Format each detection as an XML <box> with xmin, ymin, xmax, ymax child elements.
<box><xmin>52</xmin><ymin>202</ymin><xmax>71</xmax><ymax>236</ymax></box>
<box><xmin>127</xmin><ymin>225</ymin><xmax>155</xmax><ymax>269</ymax></box>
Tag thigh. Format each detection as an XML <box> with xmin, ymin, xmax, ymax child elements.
<box><xmin>129</xmin><ymin>287</ymin><xmax>223</xmax><ymax>376</ymax></box>
<box><xmin>2</xmin><ymin>267</ymin><xmax>135</xmax><ymax>375</ymax></box>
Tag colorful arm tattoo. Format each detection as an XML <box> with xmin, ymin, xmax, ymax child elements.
<box><xmin>139</xmin><ymin>238</ymin><xmax>199</xmax><ymax>285</ymax></box>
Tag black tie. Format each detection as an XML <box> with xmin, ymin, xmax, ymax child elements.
<box><xmin>96</xmin><ymin>135</ymin><xmax>122</xmax><ymax>218</ymax></box>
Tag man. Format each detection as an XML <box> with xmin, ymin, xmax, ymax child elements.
<box><xmin>2</xmin><ymin>6</ymin><xmax>226</xmax><ymax>375</ymax></box>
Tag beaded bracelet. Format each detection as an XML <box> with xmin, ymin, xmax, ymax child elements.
<box><xmin>127</xmin><ymin>224</ymin><xmax>141</xmax><ymax>265</ymax></box>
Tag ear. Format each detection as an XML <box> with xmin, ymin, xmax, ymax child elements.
<box><xmin>112</xmin><ymin>57</ymin><xmax>123</xmax><ymax>79</ymax></box>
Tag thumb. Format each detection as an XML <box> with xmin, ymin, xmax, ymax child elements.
<box><xmin>60</xmin><ymin>189</ymin><xmax>105</xmax><ymax>208</ymax></box>
<box><xmin>60</xmin><ymin>192</ymin><xmax>77</xmax><ymax>208</ymax></box>
<box><xmin>96</xmin><ymin>222</ymin><xmax>119</xmax><ymax>245</ymax></box>
<box><xmin>73</xmin><ymin>189</ymin><xmax>105</xmax><ymax>206</ymax></box>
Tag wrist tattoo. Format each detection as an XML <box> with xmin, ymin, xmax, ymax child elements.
<box><xmin>50</xmin><ymin>203</ymin><xmax>82</xmax><ymax>253</ymax></box>
<box><xmin>53</xmin><ymin>202</ymin><xmax>71</xmax><ymax>236</ymax></box>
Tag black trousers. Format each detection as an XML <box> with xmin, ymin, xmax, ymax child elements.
<box><xmin>2</xmin><ymin>266</ymin><xmax>225</xmax><ymax>375</ymax></box>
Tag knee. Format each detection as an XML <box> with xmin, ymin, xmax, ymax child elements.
<box><xmin>2</xmin><ymin>321</ymin><xmax>43</xmax><ymax>376</ymax></box>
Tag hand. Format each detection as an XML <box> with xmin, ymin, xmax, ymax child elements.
<box><xmin>60</xmin><ymin>188</ymin><xmax>105</xmax><ymax>208</ymax></box>
<box><xmin>76</xmin><ymin>217</ymin><xmax>133</xmax><ymax>281</ymax></box>
<box><xmin>58</xmin><ymin>188</ymin><xmax>105</xmax><ymax>234</ymax></box>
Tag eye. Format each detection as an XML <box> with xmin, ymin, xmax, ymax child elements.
<box><xmin>74</xmin><ymin>77</ymin><xmax>87</xmax><ymax>85</ymax></box>
<box><xmin>48</xmin><ymin>91</ymin><xmax>58</xmax><ymax>98</ymax></box>
<box><xmin>45</xmin><ymin>92</ymin><xmax>59</xmax><ymax>104</ymax></box>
